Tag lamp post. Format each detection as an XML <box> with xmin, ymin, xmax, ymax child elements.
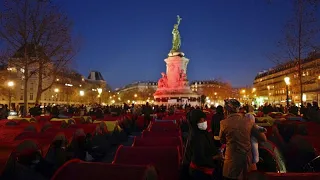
<box><xmin>7</xmin><ymin>81</ymin><xmax>14</xmax><ymax>110</ymax></box>
<box><xmin>284</xmin><ymin>77</ymin><xmax>290</xmax><ymax>107</ymax></box>
<box><xmin>97</xmin><ymin>88</ymin><xmax>102</xmax><ymax>105</ymax></box>
<box><xmin>134</xmin><ymin>94</ymin><xmax>137</xmax><ymax>104</ymax></box>
<box><xmin>54</xmin><ymin>88</ymin><xmax>59</xmax><ymax>102</ymax></box>
<box><xmin>79</xmin><ymin>90</ymin><xmax>84</xmax><ymax>104</ymax></box>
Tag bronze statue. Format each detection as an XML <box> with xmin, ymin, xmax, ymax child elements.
<box><xmin>171</xmin><ymin>15</ymin><xmax>182</xmax><ymax>52</ymax></box>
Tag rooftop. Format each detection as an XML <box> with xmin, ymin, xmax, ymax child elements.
<box><xmin>190</xmin><ymin>79</ymin><xmax>228</xmax><ymax>85</ymax></box>
<box><xmin>116</xmin><ymin>81</ymin><xmax>157</xmax><ymax>91</ymax></box>
<box><xmin>87</xmin><ymin>71</ymin><xmax>105</xmax><ymax>81</ymax></box>
<box><xmin>254</xmin><ymin>52</ymin><xmax>320</xmax><ymax>80</ymax></box>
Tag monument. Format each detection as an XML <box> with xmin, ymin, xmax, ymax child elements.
<box><xmin>154</xmin><ymin>15</ymin><xmax>200</xmax><ymax>106</ymax></box>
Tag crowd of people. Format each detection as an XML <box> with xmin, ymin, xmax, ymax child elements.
<box><xmin>183</xmin><ymin>99</ymin><xmax>268</xmax><ymax>180</ymax></box>
<box><xmin>255</xmin><ymin>102</ymin><xmax>319</xmax><ymax>122</ymax></box>
<box><xmin>1</xmin><ymin>99</ymin><xmax>320</xmax><ymax>179</ymax></box>
<box><xmin>183</xmin><ymin>100</ymin><xmax>319</xmax><ymax>179</ymax></box>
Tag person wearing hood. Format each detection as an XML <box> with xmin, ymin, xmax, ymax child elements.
<box><xmin>189</xmin><ymin>109</ymin><xmax>222</xmax><ymax>180</ymax></box>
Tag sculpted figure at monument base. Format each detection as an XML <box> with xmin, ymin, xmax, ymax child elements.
<box><xmin>157</xmin><ymin>72</ymin><xmax>168</xmax><ymax>89</ymax></box>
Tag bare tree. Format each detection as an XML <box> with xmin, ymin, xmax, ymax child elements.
<box><xmin>274</xmin><ymin>0</ymin><xmax>320</xmax><ymax>104</ymax></box>
<box><xmin>0</xmin><ymin>0</ymin><xmax>76</xmax><ymax>115</ymax></box>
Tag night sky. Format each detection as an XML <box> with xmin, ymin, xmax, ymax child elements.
<box><xmin>59</xmin><ymin>0</ymin><xmax>294</xmax><ymax>89</ymax></box>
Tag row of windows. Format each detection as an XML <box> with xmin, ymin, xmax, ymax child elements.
<box><xmin>19</xmin><ymin>93</ymin><xmax>33</xmax><ymax>100</ymax></box>
<box><xmin>16</xmin><ymin>93</ymin><xmax>71</xmax><ymax>101</ymax></box>
<box><xmin>256</xmin><ymin>83</ymin><xmax>319</xmax><ymax>96</ymax></box>
<box><xmin>256</xmin><ymin>62</ymin><xmax>320</xmax><ymax>83</ymax></box>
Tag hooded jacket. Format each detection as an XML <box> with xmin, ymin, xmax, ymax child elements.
<box><xmin>187</xmin><ymin>109</ymin><xmax>219</xmax><ymax>169</ymax></box>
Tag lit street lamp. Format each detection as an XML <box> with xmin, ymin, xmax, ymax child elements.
<box><xmin>54</xmin><ymin>88</ymin><xmax>59</xmax><ymax>102</ymax></box>
<box><xmin>7</xmin><ymin>81</ymin><xmax>14</xmax><ymax>110</ymax></box>
<box><xmin>97</xmin><ymin>88</ymin><xmax>102</xmax><ymax>104</ymax></box>
<box><xmin>79</xmin><ymin>90</ymin><xmax>85</xmax><ymax>104</ymax></box>
<box><xmin>284</xmin><ymin>77</ymin><xmax>290</xmax><ymax>107</ymax></box>
<box><xmin>80</xmin><ymin>90</ymin><xmax>85</xmax><ymax>96</ymax></box>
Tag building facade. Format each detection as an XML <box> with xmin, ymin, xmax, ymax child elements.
<box><xmin>0</xmin><ymin>66</ymin><xmax>109</xmax><ymax>109</ymax></box>
<box><xmin>114</xmin><ymin>81</ymin><xmax>157</xmax><ymax>104</ymax></box>
<box><xmin>253</xmin><ymin>54</ymin><xmax>320</xmax><ymax>106</ymax></box>
<box><xmin>190</xmin><ymin>80</ymin><xmax>233</xmax><ymax>106</ymax></box>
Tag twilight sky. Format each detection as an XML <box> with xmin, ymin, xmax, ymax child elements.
<box><xmin>58</xmin><ymin>0</ymin><xmax>295</xmax><ymax>89</ymax></box>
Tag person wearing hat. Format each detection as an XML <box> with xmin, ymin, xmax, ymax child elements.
<box><xmin>188</xmin><ymin>109</ymin><xmax>222</xmax><ymax>180</ymax></box>
<box><xmin>220</xmin><ymin>99</ymin><xmax>267</xmax><ymax>180</ymax></box>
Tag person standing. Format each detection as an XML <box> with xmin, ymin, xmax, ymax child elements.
<box><xmin>211</xmin><ymin>105</ymin><xmax>224</xmax><ymax>147</ymax></box>
<box><xmin>189</xmin><ymin>109</ymin><xmax>222</xmax><ymax>180</ymax></box>
<box><xmin>245</xmin><ymin>105</ymin><xmax>267</xmax><ymax>168</ymax></box>
<box><xmin>143</xmin><ymin>102</ymin><xmax>152</xmax><ymax>128</ymax></box>
<box><xmin>220</xmin><ymin>99</ymin><xmax>267</xmax><ymax>180</ymax></box>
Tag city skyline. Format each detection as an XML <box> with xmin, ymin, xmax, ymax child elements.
<box><xmin>59</xmin><ymin>0</ymin><xmax>297</xmax><ymax>88</ymax></box>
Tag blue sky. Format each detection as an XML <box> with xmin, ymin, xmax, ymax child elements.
<box><xmin>58</xmin><ymin>0</ymin><xmax>295</xmax><ymax>89</ymax></box>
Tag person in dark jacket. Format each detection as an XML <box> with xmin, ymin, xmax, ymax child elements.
<box><xmin>180</xmin><ymin>106</ymin><xmax>196</xmax><ymax>180</ymax></box>
<box><xmin>189</xmin><ymin>109</ymin><xmax>222</xmax><ymax>180</ymax></box>
<box><xmin>211</xmin><ymin>105</ymin><xmax>224</xmax><ymax>147</ymax></box>
<box><xmin>51</xmin><ymin>105</ymin><xmax>59</xmax><ymax>118</ymax></box>
<box><xmin>143</xmin><ymin>102</ymin><xmax>153</xmax><ymax>128</ymax></box>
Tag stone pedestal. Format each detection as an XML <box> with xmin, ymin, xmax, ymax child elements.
<box><xmin>165</xmin><ymin>56</ymin><xmax>189</xmax><ymax>89</ymax></box>
<box><xmin>154</xmin><ymin>51</ymin><xmax>200</xmax><ymax>106</ymax></box>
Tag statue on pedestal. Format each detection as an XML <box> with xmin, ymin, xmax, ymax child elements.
<box><xmin>171</xmin><ymin>15</ymin><xmax>182</xmax><ymax>52</ymax></box>
<box><xmin>157</xmin><ymin>72</ymin><xmax>168</xmax><ymax>88</ymax></box>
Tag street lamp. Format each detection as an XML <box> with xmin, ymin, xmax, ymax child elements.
<box><xmin>7</xmin><ymin>81</ymin><xmax>14</xmax><ymax>110</ymax></box>
<box><xmin>97</xmin><ymin>88</ymin><xmax>102</xmax><ymax>104</ymax></box>
<box><xmin>80</xmin><ymin>90</ymin><xmax>84</xmax><ymax>96</ymax></box>
<box><xmin>8</xmin><ymin>81</ymin><xmax>14</xmax><ymax>87</ymax></box>
<box><xmin>79</xmin><ymin>90</ymin><xmax>84</xmax><ymax>104</ymax></box>
<box><xmin>284</xmin><ymin>77</ymin><xmax>290</xmax><ymax>107</ymax></box>
<box><xmin>54</xmin><ymin>88</ymin><xmax>59</xmax><ymax>102</ymax></box>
